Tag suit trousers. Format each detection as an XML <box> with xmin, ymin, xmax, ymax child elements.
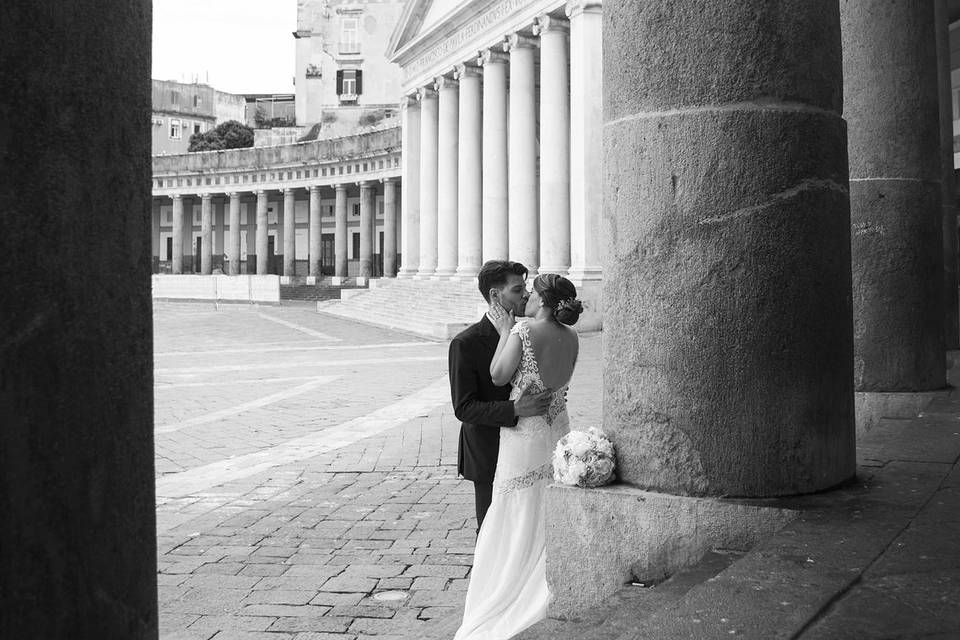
<box><xmin>473</xmin><ymin>481</ymin><xmax>493</xmax><ymax>535</ymax></box>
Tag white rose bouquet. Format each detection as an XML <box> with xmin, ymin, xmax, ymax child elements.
<box><xmin>552</xmin><ymin>427</ymin><xmax>616</xmax><ymax>488</ymax></box>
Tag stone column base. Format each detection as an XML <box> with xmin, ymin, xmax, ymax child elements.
<box><xmin>854</xmin><ymin>388</ymin><xmax>953</xmax><ymax>438</ymax></box>
<box><xmin>330</xmin><ymin>276</ymin><xmax>348</xmax><ymax>286</ymax></box>
<box><xmin>565</xmin><ymin>278</ymin><xmax>603</xmax><ymax>332</ymax></box>
<box><xmin>545</xmin><ymin>483</ymin><xmax>797</xmax><ymax>619</ymax></box>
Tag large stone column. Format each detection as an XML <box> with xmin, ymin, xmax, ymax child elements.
<box><xmin>399</xmin><ymin>96</ymin><xmax>421</xmax><ymax>278</ymax></box>
<box><xmin>606</xmin><ymin>0</ymin><xmax>855</xmax><ymax>496</ymax></box>
<box><xmin>0</xmin><ymin>2</ymin><xmax>157</xmax><ymax>636</ymax></box>
<box><xmin>480</xmin><ymin>49</ymin><xmax>510</xmax><ymax>262</ymax></box>
<box><xmin>536</xmin><ymin>15</ymin><xmax>571</xmax><ymax>275</ymax></box>
<box><xmin>255</xmin><ymin>190</ymin><xmax>268</xmax><ymax>275</ymax></box>
<box><xmin>936</xmin><ymin>0</ymin><xmax>959</xmax><ymax>350</ymax></box>
<box><xmin>417</xmin><ymin>87</ymin><xmax>439</xmax><ymax>277</ymax></box>
<box><xmin>507</xmin><ymin>34</ymin><xmax>540</xmax><ymax>274</ymax></box>
<box><xmin>842</xmin><ymin>0</ymin><xmax>945</xmax><ymax>391</ymax></box>
<box><xmin>214</xmin><ymin>198</ymin><xmax>225</xmax><ymax>271</ymax></box>
<box><xmin>383</xmin><ymin>177</ymin><xmax>398</xmax><ymax>277</ymax></box>
<box><xmin>200</xmin><ymin>193</ymin><xmax>212</xmax><ymax>275</ymax></box>
<box><xmin>435</xmin><ymin>76</ymin><xmax>460</xmax><ymax>278</ymax></box>
<box><xmin>308</xmin><ymin>185</ymin><xmax>322</xmax><ymax>278</ymax></box>
<box><xmin>334</xmin><ymin>184</ymin><xmax>348</xmax><ymax>279</ymax></box>
<box><xmin>228</xmin><ymin>192</ymin><xmax>241</xmax><ymax>275</ymax></box>
<box><xmin>359</xmin><ymin>181</ymin><xmax>375</xmax><ymax>279</ymax></box>
<box><xmin>283</xmin><ymin>188</ymin><xmax>296</xmax><ymax>276</ymax></box>
<box><xmin>456</xmin><ymin>63</ymin><xmax>483</xmax><ymax>278</ymax></box>
<box><xmin>171</xmin><ymin>194</ymin><xmax>184</xmax><ymax>274</ymax></box>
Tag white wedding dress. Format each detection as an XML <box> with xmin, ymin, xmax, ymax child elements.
<box><xmin>454</xmin><ymin>320</ymin><xmax>572</xmax><ymax>640</ymax></box>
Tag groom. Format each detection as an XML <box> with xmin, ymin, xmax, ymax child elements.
<box><xmin>448</xmin><ymin>260</ymin><xmax>554</xmax><ymax>533</ymax></box>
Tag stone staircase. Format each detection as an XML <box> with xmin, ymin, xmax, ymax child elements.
<box><xmin>315</xmin><ymin>277</ymin><xmax>485</xmax><ymax>339</ymax></box>
<box><xmin>278</xmin><ymin>278</ymin><xmax>365</xmax><ymax>302</ymax></box>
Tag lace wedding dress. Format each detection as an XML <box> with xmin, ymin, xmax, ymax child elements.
<box><xmin>454</xmin><ymin>320</ymin><xmax>571</xmax><ymax>640</ymax></box>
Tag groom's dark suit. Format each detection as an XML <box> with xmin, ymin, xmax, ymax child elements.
<box><xmin>448</xmin><ymin>314</ymin><xmax>517</xmax><ymax>530</ymax></box>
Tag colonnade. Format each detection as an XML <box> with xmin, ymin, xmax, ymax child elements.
<box><xmin>157</xmin><ymin>178</ymin><xmax>399</xmax><ymax>280</ymax></box>
<box><xmin>398</xmin><ymin>1</ymin><xmax>603</xmax><ymax>283</ymax></box>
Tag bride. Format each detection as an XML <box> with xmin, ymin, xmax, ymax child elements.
<box><xmin>454</xmin><ymin>273</ymin><xmax>583</xmax><ymax>640</ymax></box>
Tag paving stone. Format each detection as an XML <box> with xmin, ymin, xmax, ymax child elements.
<box><xmin>401</xmin><ymin>564</ymin><xmax>470</xmax><ymax>579</ymax></box>
<box><xmin>267</xmin><ymin>616</ymin><xmax>353</xmax><ymax>634</ymax></box>
<box><xmin>242</xmin><ymin>590</ymin><xmax>318</xmax><ymax>606</ymax></box>
<box><xmin>319</xmin><ymin>576</ymin><xmax>378</xmax><ymax>593</ymax></box>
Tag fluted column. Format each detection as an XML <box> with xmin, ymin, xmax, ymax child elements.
<box><xmin>200</xmin><ymin>193</ymin><xmax>212</xmax><ymax>275</ymax></box>
<box><xmin>455</xmin><ymin>63</ymin><xmax>483</xmax><ymax>278</ymax></box>
<box><xmin>255</xmin><ymin>190</ymin><xmax>268</xmax><ymax>275</ymax></box>
<box><xmin>399</xmin><ymin>96</ymin><xmax>421</xmax><ymax>278</ymax></box>
<box><xmin>936</xmin><ymin>0</ymin><xmax>959</xmax><ymax>349</ymax></box>
<box><xmin>283</xmin><ymin>188</ymin><xmax>296</xmax><ymax>276</ymax></box>
<box><xmin>359</xmin><ymin>181</ymin><xmax>375</xmax><ymax>279</ymax></box>
<box><xmin>480</xmin><ymin>49</ymin><xmax>510</xmax><ymax>262</ymax></box>
<box><xmin>214</xmin><ymin>198</ymin><xmax>225</xmax><ymax>271</ymax></box>
<box><xmin>151</xmin><ymin>200</ymin><xmax>160</xmax><ymax>273</ymax></box>
<box><xmin>171</xmin><ymin>194</ymin><xmax>183</xmax><ymax>274</ymax></box>
<box><xmin>309</xmin><ymin>185</ymin><xmax>322</xmax><ymax>277</ymax></box>
<box><xmin>383</xmin><ymin>177</ymin><xmax>398</xmax><ymax>276</ymax></box>
<box><xmin>506</xmin><ymin>34</ymin><xmax>540</xmax><ymax>274</ymax></box>
<box><xmin>435</xmin><ymin>75</ymin><xmax>460</xmax><ymax>278</ymax></box>
<box><xmin>536</xmin><ymin>15</ymin><xmax>571</xmax><ymax>274</ymax></box>
<box><xmin>417</xmin><ymin>87</ymin><xmax>439</xmax><ymax>277</ymax></box>
<box><xmin>567</xmin><ymin>0</ymin><xmax>604</xmax><ymax>283</ymax></box>
<box><xmin>842</xmin><ymin>0</ymin><xmax>945</xmax><ymax>391</ymax></box>
<box><xmin>228</xmin><ymin>192</ymin><xmax>241</xmax><ymax>275</ymax></box>
<box><xmin>334</xmin><ymin>184</ymin><xmax>348</xmax><ymax>278</ymax></box>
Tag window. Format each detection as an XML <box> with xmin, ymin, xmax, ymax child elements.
<box><xmin>194</xmin><ymin>123</ymin><xmax>201</xmax><ymax>134</ymax></box>
<box><xmin>193</xmin><ymin>95</ymin><xmax>201</xmax><ymax>108</ymax></box>
<box><xmin>169</xmin><ymin>118</ymin><xmax>181</xmax><ymax>140</ymax></box>
<box><xmin>340</xmin><ymin>17</ymin><xmax>359</xmax><ymax>54</ymax></box>
<box><xmin>336</xmin><ymin>69</ymin><xmax>362</xmax><ymax>101</ymax></box>
<box><xmin>352</xmin><ymin>203</ymin><xmax>360</xmax><ymax>217</ymax></box>
<box><xmin>170</xmin><ymin>90</ymin><xmax>180</xmax><ymax>105</ymax></box>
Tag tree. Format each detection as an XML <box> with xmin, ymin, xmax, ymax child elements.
<box><xmin>188</xmin><ymin>120</ymin><xmax>254</xmax><ymax>152</ymax></box>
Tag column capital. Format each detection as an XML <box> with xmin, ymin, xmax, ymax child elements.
<box><xmin>417</xmin><ymin>86</ymin><xmax>437</xmax><ymax>101</ymax></box>
<box><xmin>282</xmin><ymin>187</ymin><xmax>294</xmax><ymax>195</ymax></box>
<box><xmin>358</xmin><ymin>180</ymin><xmax>374</xmax><ymax>188</ymax></box>
<box><xmin>503</xmin><ymin>33</ymin><xmax>539</xmax><ymax>51</ymax></box>
<box><xmin>381</xmin><ymin>176</ymin><xmax>396</xmax><ymax>184</ymax></box>
<box><xmin>308</xmin><ymin>185</ymin><xmax>320</xmax><ymax>194</ymax></box>
<box><xmin>200</xmin><ymin>193</ymin><xmax>212</xmax><ymax>202</ymax></box>
<box><xmin>255</xmin><ymin>189</ymin><xmax>266</xmax><ymax>197</ymax></box>
<box><xmin>401</xmin><ymin>93</ymin><xmax>419</xmax><ymax>108</ymax></box>
<box><xmin>478</xmin><ymin>48</ymin><xmax>509</xmax><ymax>66</ymax></box>
<box><xmin>171</xmin><ymin>193</ymin><xmax>183</xmax><ymax>201</ymax></box>
<box><xmin>565</xmin><ymin>0</ymin><xmax>602</xmax><ymax>19</ymax></box>
<box><xmin>434</xmin><ymin>74</ymin><xmax>459</xmax><ymax>91</ymax></box>
<box><xmin>334</xmin><ymin>183</ymin><xmax>348</xmax><ymax>192</ymax></box>
<box><xmin>534</xmin><ymin>15</ymin><xmax>569</xmax><ymax>35</ymax></box>
<box><xmin>454</xmin><ymin>62</ymin><xmax>482</xmax><ymax>80</ymax></box>
<box><xmin>226</xmin><ymin>191</ymin><xmax>240</xmax><ymax>199</ymax></box>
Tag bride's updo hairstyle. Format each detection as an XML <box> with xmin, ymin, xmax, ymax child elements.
<box><xmin>533</xmin><ymin>274</ymin><xmax>583</xmax><ymax>326</ymax></box>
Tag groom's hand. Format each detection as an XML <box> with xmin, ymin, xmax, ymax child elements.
<box><xmin>513</xmin><ymin>386</ymin><xmax>553</xmax><ymax>417</ymax></box>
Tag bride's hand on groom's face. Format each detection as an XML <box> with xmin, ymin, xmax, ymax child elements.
<box><xmin>491</xmin><ymin>302</ymin><xmax>516</xmax><ymax>333</ymax></box>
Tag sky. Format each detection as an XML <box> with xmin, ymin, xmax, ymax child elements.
<box><xmin>152</xmin><ymin>0</ymin><xmax>296</xmax><ymax>95</ymax></box>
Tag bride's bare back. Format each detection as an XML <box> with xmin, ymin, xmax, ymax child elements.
<box><xmin>525</xmin><ymin>319</ymin><xmax>579</xmax><ymax>390</ymax></box>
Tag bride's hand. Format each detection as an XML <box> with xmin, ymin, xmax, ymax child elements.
<box><xmin>492</xmin><ymin>304</ymin><xmax>516</xmax><ymax>333</ymax></box>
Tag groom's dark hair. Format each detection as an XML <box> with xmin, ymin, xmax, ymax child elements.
<box><xmin>478</xmin><ymin>260</ymin><xmax>528</xmax><ymax>302</ymax></box>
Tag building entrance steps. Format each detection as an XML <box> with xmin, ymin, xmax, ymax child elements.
<box><xmin>516</xmin><ymin>359</ymin><xmax>960</xmax><ymax>640</ymax></box>
<box><xmin>315</xmin><ymin>278</ymin><xmax>486</xmax><ymax>339</ymax></box>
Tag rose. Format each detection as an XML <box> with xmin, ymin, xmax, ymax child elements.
<box><xmin>552</xmin><ymin>428</ymin><xmax>616</xmax><ymax>488</ymax></box>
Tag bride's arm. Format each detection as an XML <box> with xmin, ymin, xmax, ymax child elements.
<box><xmin>490</xmin><ymin>327</ymin><xmax>522</xmax><ymax>387</ymax></box>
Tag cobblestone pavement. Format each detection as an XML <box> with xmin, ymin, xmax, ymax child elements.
<box><xmin>154</xmin><ymin>302</ymin><xmax>602</xmax><ymax>640</ymax></box>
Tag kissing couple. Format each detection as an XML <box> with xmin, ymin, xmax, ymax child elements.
<box><xmin>448</xmin><ymin>260</ymin><xmax>583</xmax><ymax>640</ymax></box>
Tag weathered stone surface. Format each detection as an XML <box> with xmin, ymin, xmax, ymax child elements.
<box><xmin>842</xmin><ymin>0</ymin><xmax>946</xmax><ymax>391</ymax></box>
<box><xmin>603</xmin><ymin>107</ymin><xmax>855</xmax><ymax>496</ymax></box>
<box><xmin>0</xmin><ymin>1</ymin><xmax>157</xmax><ymax>638</ymax></box>
<box><xmin>849</xmin><ymin>180</ymin><xmax>945</xmax><ymax>391</ymax></box>
<box><xmin>854</xmin><ymin>389</ymin><xmax>949</xmax><ymax>438</ymax></box>
<box><xmin>604</xmin><ymin>0</ymin><xmax>843</xmax><ymax>120</ymax></box>
<box><xmin>544</xmin><ymin>484</ymin><xmax>796</xmax><ymax>617</ymax></box>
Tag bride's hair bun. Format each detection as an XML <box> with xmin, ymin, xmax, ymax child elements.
<box><xmin>555</xmin><ymin>298</ymin><xmax>584</xmax><ymax>326</ymax></box>
<box><xmin>533</xmin><ymin>273</ymin><xmax>583</xmax><ymax>326</ymax></box>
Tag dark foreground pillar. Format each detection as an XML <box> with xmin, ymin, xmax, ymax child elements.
<box><xmin>603</xmin><ymin>0</ymin><xmax>855</xmax><ymax>498</ymax></box>
<box><xmin>842</xmin><ymin>0</ymin><xmax>945</xmax><ymax>391</ymax></box>
<box><xmin>936</xmin><ymin>0</ymin><xmax>959</xmax><ymax>351</ymax></box>
<box><xmin>0</xmin><ymin>2</ymin><xmax>158</xmax><ymax>638</ymax></box>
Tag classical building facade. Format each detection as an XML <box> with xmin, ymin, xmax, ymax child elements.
<box><xmin>387</xmin><ymin>0</ymin><xmax>603</xmax><ymax>310</ymax></box>
<box><xmin>151</xmin><ymin>79</ymin><xmax>246</xmax><ymax>156</ymax></box>
<box><xmin>150</xmin><ymin>128</ymin><xmax>402</xmax><ymax>281</ymax></box>
<box><xmin>294</xmin><ymin>0</ymin><xmax>406</xmax><ymax>127</ymax></box>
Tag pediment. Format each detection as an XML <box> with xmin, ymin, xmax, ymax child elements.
<box><xmin>387</xmin><ymin>0</ymin><xmax>490</xmax><ymax>60</ymax></box>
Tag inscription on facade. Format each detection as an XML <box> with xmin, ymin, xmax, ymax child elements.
<box><xmin>405</xmin><ymin>0</ymin><xmax>528</xmax><ymax>79</ymax></box>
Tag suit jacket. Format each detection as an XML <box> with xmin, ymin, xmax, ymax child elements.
<box><xmin>449</xmin><ymin>315</ymin><xmax>517</xmax><ymax>483</ymax></box>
